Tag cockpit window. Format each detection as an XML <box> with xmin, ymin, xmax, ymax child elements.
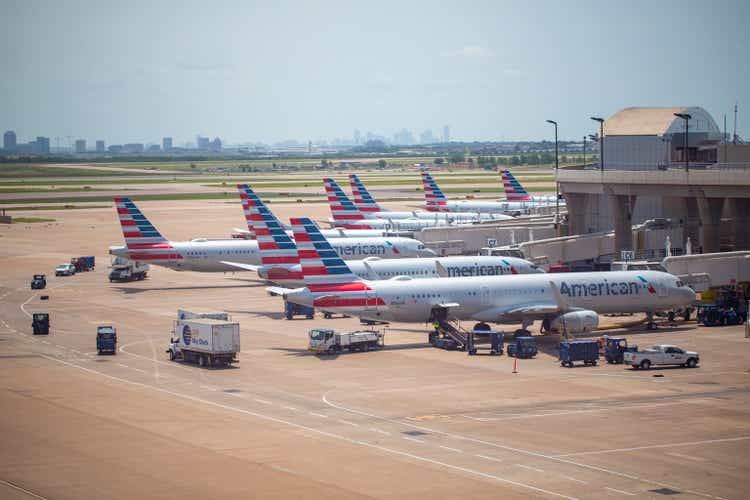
<box><xmin>676</xmin><ymin>280</ymin><xmax>684</xmax><ymax>287</ymax></box>
<box><xmin>418</xmin><ymin>244</ymin><xmax>425</xmax><ymax>250</ymax></box>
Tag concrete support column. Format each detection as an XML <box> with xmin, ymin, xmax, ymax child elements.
<box><xmin>696</xmin><ymin>193</ymin><xmax>724</xmax><ymax>254</ymax></box>
<box><xmin>683</xmin><ymin>196</ymin><xmax>701</xmax><ymax>252</ymax></box>
<box><xmin>610</xmin><ymin>193</ymin><xmax>636</xmax><ymax>255</ymax></box>
<box><xmin>563</xmin><ymin>193</ymin><xmax>590</xmax><ymax>236</ymax></box>
<box><xmin>728</xmin><ymin>198</ymin><xmax>750</xmax><ymax>250</ymax></box>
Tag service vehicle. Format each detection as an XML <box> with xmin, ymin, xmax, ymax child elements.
<box><xmin>285</xmin><ymin>301</ymin><xmax>314</xmax><ymax>320</ymax></box>
<box><xmin>168</xmin><ymin>318</ymin><xmax>240</xmax><ymax>367</ymax></box>
<box><xmin>308</xmin><ymin>328</ymin><xmax>383</xmax><ymax>354</ymax></box>
<box><xmin>559</xmin><ymin>340</ymin><xmax>599</xmax><ymax>367</ymax></box>
<box><xmin>32</xmin><ymin>313</ymin><xmax>49</xmax><ymax>335</ymax></box>
<box><xmin>697</xmin><ymin>303</ymin><xmax>742</xmax><ymax>326</ymax></box>
<box><xmin>604</xmin><ymin>336</ymin><xmax>637</xmax><ymax>364</ymax></box>
<box><xmin>96</xmin><ymin>325</ymin><xmax>117</xmax><ymax>354</ymax></box>
<box><xmin>71</xmin><ymin>256</ymin><xmax>95</xmax><ymax>272</ymax></box>
<box><xmin>177</xmin><ymin>309</ymin><xmax>229</xmax><ymax>321</ymax></box>
<box><xmin>108</xmin><ymin>257</ymin><xmax>149</xmax><ymax>282</ymax></box>
<box><xmin>55</xmin><ymin>263</ymin><xmax>76</xmax><ymax>276</ymax></box>
<box><xmin>624</xmin><ymin>344</ymin><xmax>699</xmax><ymax>370</ymax></box>
<box><xmin>31</xmin><ymin>274</ymin><xmax>46</xmax><ymax>289</ymax></box>
<box><xmin>507</xmin><ymin>336</ymin><xmax>537</xmax><ymax>359</ymax></box>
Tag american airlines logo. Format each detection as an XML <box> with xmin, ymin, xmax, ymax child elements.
<box><xmin>337</xmin><ymin>244</ymin><xmax>387</xmax><ymax>257</ymax></box>
<box><xmin>559</xmin><ymin>280</ymin><xmax>642</xmax><ymax>297</ymax></box>
<box><xmin>446</xmin><ymin>264</ymin><xmax>509</xmax><ymax>277</ymax></box>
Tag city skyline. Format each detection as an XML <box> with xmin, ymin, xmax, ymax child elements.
<box><xmin>1</xmin><ymin>1</ymin><xmax>748</xmax><ymax>144</ymax></box>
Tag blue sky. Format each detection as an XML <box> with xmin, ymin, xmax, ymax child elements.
<box><xmin>1</xmin><ymin>0</ymin><xmax>748</xmax><ymax>144</ymax></box>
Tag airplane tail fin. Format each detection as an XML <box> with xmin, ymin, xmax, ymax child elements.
<box><xmin>237</xmin><ymin>184</ymin><xmax>299</xmax><ymax>269</ymax></box>
<box><xmin>499</xmin><ymin>169</ymin><xmax>532</xmax><ymax>201</ymax></box>
<box><xmin>349</xmin><ymin>174</ymin><xmax>383</xmax><ymax>213</ymax></box>
<box><xmin>324</xmin><ymin>178</ymin><xmax>373</xmax><ymax>228</ymax></box>
<box><xmin>114</xmin><ymin>197</ymin><xmax>180</xmax><ymax>260</ymax></box>
<box><xmin>290</xmin><ymin>217</ymin><xmax>367</xmax><ymax>292</ymax></box>
<box><xmin>420</xmin><ymin>171</ymin><xmax>448</xmax><ymax>211</ymax></box>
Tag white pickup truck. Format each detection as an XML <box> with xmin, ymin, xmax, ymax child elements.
<box><xmin>624</xmin><ymin>345</ymin><xmax>700</xmax><ymax>370</ymax></box>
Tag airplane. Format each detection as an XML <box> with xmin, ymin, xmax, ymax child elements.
<box><xmin>325</xmin><ymin>178</ymin><xmax>504</xmax><ymax>231</ymax></box>
<box><xmin>421</xmin><ymin>170</ymin><xmax>564</xmax><ymax>215</ymax></box>
<box><xmin>226</xmin><ymin>185</ymin><xmax>539</xmax><ymax>286</ymax></box>
<box><xmin>276</xmin><ymin>217</ymin><xmax>696</xmax><ymax>334</ymax></box>
<box><xmin>348</xmin><ymin>174</ymin><xmax>511</xmax><ymax>222</ymax></box>
<box><xmin>500</xmin><ymin>169</ymin><xmax>558</xmax><ymax>205</ymax></box>
<box><xmin>110</xmin><ymin>197</ymin><xmax>434</xmax><ymax>274</ymax></box>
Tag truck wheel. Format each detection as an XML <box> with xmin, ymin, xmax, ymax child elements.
<box><xmin>327</xmin><ymin>346</ymin><xmax>336</xmax><ymax>355</ymax></box>
<box><xmin>198</xmin><ymin>355</ymin><xmax>206</xmax><ymax>367</ymax></box>
<box><xmin>640</xmin><ymin>359</ymin><xmax>651</xmax><ymax>370</ymax></box>
<box><xmin>169</xmin><ymin>350</ymin><xmax>176</xmax><ymax>361</ymax></box>
<box><xmin>686</xmin><ymin>358</ymin><xmax>698</xmax><ymax>368</ymax></box>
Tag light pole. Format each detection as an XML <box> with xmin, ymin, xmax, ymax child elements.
<box><xmin>546</xmin><ymin>119</ymin><xmax>559</xmax><ymax>229</ymax></box>
<box><xmin>583</xmin><ymin>135</ymin><xmax>586</xmax><ymax>165</ymax></box>
<box><xmin>674</xmin><ymin>112</ymin><xmax>691</xmax><ymax>172</ymax></box>
<box><xmin>590</xmin><ymin>117</ymin><xmax>604</xmax><ymax>172</ymax></box>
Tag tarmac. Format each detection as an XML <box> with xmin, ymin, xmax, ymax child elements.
<box><xmin>1</xmin><ymin>199</ymin><xmax>749</xmax><ymax>499</ymax></box>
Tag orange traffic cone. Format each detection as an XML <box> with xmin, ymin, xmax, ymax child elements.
<box><xmin>512</xmin><ymin>357</ymin><xmax>518</xmax><ymax>374</ymax></box>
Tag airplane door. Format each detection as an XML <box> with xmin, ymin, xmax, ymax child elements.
<box><xmin>657</xmin><ymin>281</ymin><xmax>668</xmax><ymax>297</ymax></box>
<box><xmin>481</xmin><ymin>286</ymin><xmax>490</xmax><ymax>305</ymax></box>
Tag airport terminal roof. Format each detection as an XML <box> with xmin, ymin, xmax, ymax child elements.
<box><xmin>603</xmin><ymin>106</ymin><xmax>720</xmax><ymax>137</ymax></box>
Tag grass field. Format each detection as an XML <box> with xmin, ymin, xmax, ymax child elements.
<box><xmin>11</xmin><ymin>217</ymin><xmax>56</xmax><ymax>223</ymax></box>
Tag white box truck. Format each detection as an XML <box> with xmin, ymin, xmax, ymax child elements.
<box><xmin>168</xmin><ymin>318</ymin><xmax>240</xmax><ymax>367</ymax></box>
<box><xmin>108</xmin><ymin>256</ymin><xmax>149</xmax><ymax>282</ymax></box>
<box><xmin>308</xmin><ymin>328</ymin><xmax>383</xmax><ymax>354</ymax></box>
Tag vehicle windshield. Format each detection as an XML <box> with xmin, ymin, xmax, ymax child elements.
<box><xmin>309</xmin><ymin>330</ymin><xmax>328</xmax><ymax>341</ymax></box>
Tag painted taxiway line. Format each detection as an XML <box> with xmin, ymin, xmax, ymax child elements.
<box><xmin>515</xmin><ymin>464</ymin><xmax>545</xmax><ymax>473</ymax></box>
<box><xmin>40</xmin><ymin>355</ymin><xmax>578</xmax><ymax>500</ymax></box>
<box><xmin>0</xmin><ymin>478</ymin><xmax>46</xmax><ymax>499</ymax></box>
<box><xmin>321</xmin><ymin>391</ymin><xmax>724</xmax><ymax>500</ymax></box>
<box><xmin>438</xmin><ymin>445</ymin><xmax>462</xmax><ymax>453</ymax></box>
<box><xmin>254</xmin><ymin>398</ymin><xmax>273</xmax><ymax>405</ymax></box>
<box><xmin>476</xmin><ymin>454</ymin><xmax>503</xmax><ymax>463</ymax></box>
<box><xmin>604</xmin><ymin>486</ymin><xmax>636</xmax><ymax>496</ymax></box>
<box><xmin>556</xmin><ymin>436</ymin><xmax>750</xmax><ymax>457</ymax></box>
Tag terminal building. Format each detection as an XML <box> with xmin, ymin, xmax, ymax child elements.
<box><xmin>559</xmin><ymin>106</ymin><xmax>750</xmax><ymax>256</ymax></box>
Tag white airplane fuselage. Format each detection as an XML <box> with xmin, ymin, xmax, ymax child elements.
<box><xmin>286</xmin><ymin>270</ymin><xmax>695</xmax><ymax>323</ymax></box>
<box><xmin>429</xmin><ymin>199</ymin><xmax>565</xmax><ymax>215</ymax></box>
<box><xmin>110</xmin><ymin>237</ymin><xmax>434</xmax><ymax>273</ymax></box>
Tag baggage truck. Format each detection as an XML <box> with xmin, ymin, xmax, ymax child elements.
<box><xmin>559</xmin><ymin>340</ymin><xmax>599</xmax><ymax>367</ymax></box>
<box><xmin>285</xmin><ymin>300</ymin><xmax>315</xmax><ymax>319</ymax></box>
<box><xmin>96</xmin><ymin>325</ymin><xmax>117</xmax><ymax>354</ymax></box>
<box><xmin>167</xmin><ymin>319</ymin><xmax>240</xmax><ymax>367</ymax></box>
<box><xmin>308</xmin><ymin>328</ymin><xmax>382</xmax><ymax>354</ymax></box>
<box><xmin>72</xmin><ymin>256</ymin><xmax>95</xmax><ymax>272</ymax></box>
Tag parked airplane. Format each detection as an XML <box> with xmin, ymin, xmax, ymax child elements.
<box><xmin>110</xmin><ymin>197</ymin><xmax>434</xmax><ymax>274</ymax></box>
<box><xmin>110</xmin><ymin>197</ymin><xmax>261</xmax><ymax>272</ymax></box>
<box><xmin>278</xmin><ymin>217</ymin><xmax>695</xmax><ymax>334</ymax></box>
<box><xmin>421</xmin><ymin>170</ymin><xmax>562</xmax><ymax>215</ymax></box>
<box><xmin>500</xmin><ymin>169</ymin><xmax>558</xmax><ymax>204</ymax></box>
<box><xmin>226</xmin><ymin>186</ymin><xmax>539</xmax><ymax>286</ymax></box>
<box><xmin>348</xmin><ymin>174</ymin><xmax>510</xmax><ymax>222</ymax></box>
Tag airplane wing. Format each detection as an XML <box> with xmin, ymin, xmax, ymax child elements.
<box><xmin>221</xmin><ymin>261</ymin><xmax>261</xmax><ymax>272</ymax></box>
<box><xmin>435</xmin><ymin>302</ymin><xmax>460</xmax><ymax>308</ymax></box>
<box><xmin>472</xmin><ymin>281</ymin><xmax>577</xmax><ymax>322</ymax></box>
<box><xmin>361</xmin><ymin>260</ymin><xmax>381</xmax><ymax>280</ymax></box>
<box><xmin>435</xmin><ymin>260</ymin><xmax>448</xmax><ymax>278</ymax></box>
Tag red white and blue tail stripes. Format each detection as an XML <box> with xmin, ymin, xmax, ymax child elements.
<box><xmin>237</xmin><ymin>184</ymin><xmax>300</xmax><ymax>274</ymax></box>
<box><xmin>349</xmin><ymin>174</ymin><xmax>382</xmax><ymax>213</ymax></box>
<box><xmin>114</xmin><ymin>197</ymin><xmax>182</xmax><ymax>261</ymax></box>
<box><xmin>499</xmin><ymin>169</ymin><xmax>532</xmax><ymax>201</ymax></box>
<box><xmin>291</xmin><ymin>217</ymin><xmax>383</xmax><ymax>308</ymax></box>
<box><xmin>420</xmin><ymin>171</ymin><xmax>448</xmax><ymax>211</ymax></box>
<box><xmin>324</xmin><ymin>178</ymin><xmax>374</xmax><ymax>229</ymax></box>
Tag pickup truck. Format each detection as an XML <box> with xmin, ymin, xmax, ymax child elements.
<box><xmin>624</xmin><ymin>344</ymin><xmax>699</xmax><ymax>370</ymax></box>
<box><xmin>55</xmin><ymin>263</ymin><xmax>76</xmax><ymax>276</ymax></box>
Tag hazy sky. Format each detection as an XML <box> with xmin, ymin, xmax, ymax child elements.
<box><xmin>2</xmin><ymin>0</ymin><xmax>748</xmax><ymax>145</ymax></box>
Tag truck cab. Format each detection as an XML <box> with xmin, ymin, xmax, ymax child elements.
<box><xmin>31</xmin><ymin>274</ymin><xmax>47</xmax><ymax>289</ymax></box>
<box><xmin>309</xmin><ymin>329</ymin><xmax>336</xmax><ymax>352</ymax></box>
<box><xmin>96</xmin><ymin>326</ymin><xmax>117</xmax><ymax>354</ymax></box>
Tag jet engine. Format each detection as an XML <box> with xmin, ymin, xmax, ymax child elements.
<box><xmin>549</xmin><ymin>310</ymin><xmax>599</xmax><ymax>334</ymax></box>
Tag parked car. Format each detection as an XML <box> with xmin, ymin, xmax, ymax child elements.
<box><xmin>55</xmin><ymin>263</ymin><xmax>76</xmax><ymax>276</ymax></box>
<box><xmin>624</xmin><ymin>344</ymin><xmax>699</xmax><ymax>370</ymax></box>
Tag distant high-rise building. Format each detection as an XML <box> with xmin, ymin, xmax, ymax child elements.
<box><xmin>196</xmin><ymin>136</ymin><xmax>210</xmax><ymax>150</ymax></box>
<box><xmin>108</xmin><ymin>145</ymin><xmax>123</xmax><ymax>154</ymax></box>
<box><xmin>96</xmin><ymin>140</ymin><xmax>105</xmax><ymax>153</ymax></box>
<box><xmin>420</xmin><ymin>129</ymin><xmax>436</xmax><ymax>145</ymax></box>
<box><xmin>162</xmin><ymin>137</ymin><xmax>173</xmax><ymax>151</ymax></box>
<box><xmin>354</xmin><ymin>129</ymin><xmax>361</xmax><ymax>145</ymax></box>
<box><xmin>442</xmin><ymin>125</ymin><xmax>450</xmax><ymax>143</ymax></box>
<box><xmin>210</xmin><ymin>137</ymin><xmax>222</xmax><ymax>151</ymax></box>
<box><xmin>3</xmin><ymin>130</ymin><xmax>17</xmax><ymax>151</ymax></box>
<box><xmin>75</xmin><ymin>139</ymin><xmax>86</xmax><ymax>153</ymax></box>
<box><xmin>35</xmin><ymin>136</ymin><xmax>50</xmax><ymax>154</ymax></box>
<box><xmin>393</xmin><ymin>128</ymin><xmax>414</xmax><ymax>146</ymax></box>
<box><xmin>123</xmin><ymin>143</ymin><xmax>144</xmax><ymax>153</ymax></box>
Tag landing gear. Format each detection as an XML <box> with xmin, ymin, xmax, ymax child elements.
<box><xmin>472</xmin><ymin>322</ymin><xmax>490</xmax><ymax>332</ymax></box>
<box><xmin>514</xmin><ymin>329</ymin><xmax>531</xmax><ymax>339</ymax></box>
<box><xmin>646</xmin><ymin>312</ymin><xmax>658</xmax><ymax>330</ymax></box>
